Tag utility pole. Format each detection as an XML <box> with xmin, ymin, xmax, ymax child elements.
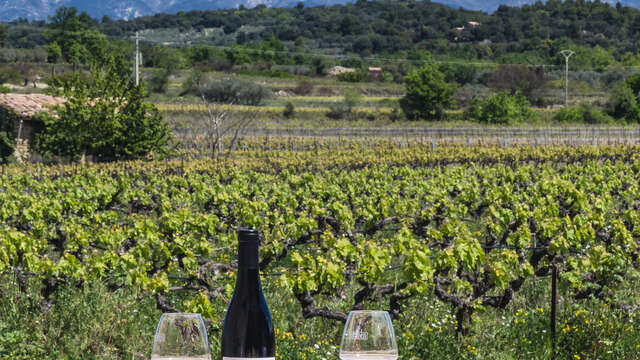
<box><xmin>134</xmin><ymin>31</ymin><xmax>140</xmax><ymax>86</ymax></box>
<box><xmin>560</xmin><ymin>50</ymin><xmax>575</xmax><ymax>107</ymax></box>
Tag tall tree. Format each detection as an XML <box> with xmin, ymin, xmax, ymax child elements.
<box><xmin>0</xmin><ymin>24</ymin><xmax>7</xmax><ymax>47</ymax></box>
<box><xmin>400</xmin><ymin>64</ymin><xmax>456</xmax><ymax>121</ymax></box>
<box><xmin>35</xmin><ymin>55</ymin><xmax>171</xmax><ymax>161</ymax></box>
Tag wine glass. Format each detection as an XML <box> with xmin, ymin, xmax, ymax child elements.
<box><xmin>151</xmin><ymin>313</ymin><xmax>211</xmax><ymax>360</ymax></box>
<box><xmin>339</xmin><ymin>310</ymin><xmax>398</xmax><ymax>360</ymax></box>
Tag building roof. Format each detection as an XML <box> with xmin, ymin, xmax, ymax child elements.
<box><xmin>368</xmin><ymin>67</ymin><xmax>382</xmax><ymax>71</ymax></box>
<box><xmin>0</xmin><ymin>93</ymin><xmax>65</xmax><ymax>118</ymax></box>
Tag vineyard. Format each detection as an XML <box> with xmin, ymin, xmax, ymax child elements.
<box><xmin>2</xmin><ymin>145</ymin><xmax>640</xmax><ymax>359</ymax></box>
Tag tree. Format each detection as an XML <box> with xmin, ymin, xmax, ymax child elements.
<box><xmin>35</xmin><ymin>55</ymin><xmax>171</xmax><ymax>161</ymax></box>
<box><xmin>485</xmin><ymin>65</ymin><xmax>547</xmax><ymax>103</ymax></box>
<box><xmin>0</xmin><ymin>24</ymin><xmax>7</xmax><ymax>47</ymax></box>
<box><xmin>0</xmin><ymin>112</ymin><xmax>14</xmax><ymax>164</ymax></box>
<box><xmin>399</xmin><ymin>64</ymin><xmax>455</xmax><ymax>121</ymax></box>
<box><xmin>44</xmin><ymin>42</ymin><xmax>62</xmax><ymax>63</ymax></box>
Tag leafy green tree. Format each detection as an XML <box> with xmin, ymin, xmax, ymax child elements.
<box><xmin>465</xmin><ymin>91</ymin><xmax>538</xmax><ymax>125</ymax></box>
<box><xmin>35</xmin><ymin>55</ymin><xmax>171</xmax><ymax>161</ymax></box>
<box><xmin>399</xmin><ymin>64</ymin><xmax>455</xmax><ymax>121</ymax></box>
<box><xmin>46</xmin><ymin>7</ymin><xmax>106</xmax><ymax>64</ymax></box>
<box><xmin>45</xmin><ymin>42</ymin><xmax>62</xmax><ymax>63</ymax></box>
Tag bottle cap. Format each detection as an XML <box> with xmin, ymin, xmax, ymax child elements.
<box><xmin>238</xmin><ymin>227</ymin><xmax>259</xmax><ymax>244</ymax></box>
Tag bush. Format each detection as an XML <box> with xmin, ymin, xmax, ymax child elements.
<box><xmin>0</xmin><ymin>112</ymin><xmax>14</xmax><ymax>163</ymax></box>
<box><xmin>326</xmin><ymin>105</ymin><xmax>349</xmax><ymax>120</ymax></box>
<box><xmin>293</xmin><ymin>81</ymin><xmax>313</xmax><ymax>95</ymax></box>
<box><xmin>199</xmin><ymin>78</ymin><xmax>270</xmax><ymax>106</ymax></box>
<box><xmin>465</xmin><ymin>91</ymin><xmax>538</xmax><ymax>125</ymax></box>
<box><xmin>485</xmin><ymin>65</ymin><xmax>547</xmax><ymax>103</ymax></box>
<box><xmin>149</xmin><ymin>70</ymin><xmax>170</xmax><ymax>94</ymax></box>
<box><xmin>283</xmin><ymin>101</ymin><xmax>295</xmax><ymax>118</ymax></box>
<box><xmin>0</xmin><ymin>85</ymin><xmax>9</xmax><ymax>93</ymax></box>
<box><xmin>400</xmin><ymin>64</ymin><xmax>455</xmax><ymax>121</ymax></box>
<box><xmin>554</xmin><ymin>104</ymin><xmax>615</xmax><ymax>124</ymax></box>
<box><xmin>606</xmin><ymin>84</ymin><xmax>640</xmax><ymax>122</ymax></box>
<box><xmin>0</xmin><ymin>66</ymin><xmax>22</xmax><ymax>85</ymax></box>
<box><xmin>337</xmin><ymin>70</ymin><xmax>366</xmax><ymax>82</ymax></box>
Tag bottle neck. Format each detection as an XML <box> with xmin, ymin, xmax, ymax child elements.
<box><xmin>238</xmin><ymin>241</ymin><xmax>259</xmax><ymax>269</ymax></box>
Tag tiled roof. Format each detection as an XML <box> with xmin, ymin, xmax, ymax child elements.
<box><xmin>0</xmin><ymin>93</ymin><xmax>65</xmax><ymax>118</ymax></box>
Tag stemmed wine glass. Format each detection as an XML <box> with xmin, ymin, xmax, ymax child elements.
<box><xmin>339</xmin><ymin>311</ymin><xmax>398</xmax><ymax>360</ymax></box>
<box><xmin>151</xmin><ymin>313</ymin><xmax>211</xmax><ymax>360</ymax></box>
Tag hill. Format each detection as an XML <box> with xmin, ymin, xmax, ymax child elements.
<box><xmin>2</xmin><ymin>0</ymin><xmax>640</xmax><ymax>21</ymax></box>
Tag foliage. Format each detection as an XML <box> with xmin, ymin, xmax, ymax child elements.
<box><xmin>343</xmin><ymin>90</ymin><xmax>362</xmax><ymax>111</ymax></box>
<box><xmin>485</xmin><ymin>65</ymin><xmax>547</xmax><ymax>103</ymax></box>
<box><xmin>44</xmin><ymin>42</ymin><xmax>62</xmax><ymax>63</ymax></box>
<box><xmin>45</xmin><ymin>7</ymin><xmax>107</xmax><ymax>64</ymax></box>
<box><xmin>149</xmin><ymin>70</ymin><xmax>170</xmax><ymax>94</ymax></box>
<box><xmin>199</xmin><ymin>78</ymin><xmax>270</xmax><ymax>106</ymax></box>
<box><xmin>34</xmin><ymin>55</ymin><xmax>171</xmax><ymax>161</ymax></box>
<box><xmin>400</xmin><ymin>64</ymin><xmax>455</xmax><ymax>121</ymax></box>
<box><xmin>293</xmin><ymin>81</ymin><xmax>313</xmax><ymax>96</ymax></box>
<box><xmin>554</xmin><ymin>104</ymin><xmax>616</xmax><ymax>124</ymax></box>
<box><xmin>1</xmin><ymin>145</ymin><xmax>640</xmax><ymax>358</ymax></box>
<box><xmin>0</xmin><ymin>66</ymin><xmax>22</xmax><ymax>84</ymax></box>
<box><xmin>337</xmin><ymin>70</ymin><xmax>367</xmax><ymax>83</ymax></box>
<box><xmin>465</xmin><ymin>91</ymin><xmax>538</xmax><ymax>125</ymax></box>
<box><xmin>0</xmin><ymin>109</ymin><xmax>14</xmax><ymax>163</ymax></box>
<box><xmin>0</xmin><ymin>24</ymin><xmax>7</xmax><ymax>47</ymax></box>
<box><xmin>283</xmin><ymin>101</ymin><xmax>295</xmax><ymax>118</ymax></box>
<box><xmin>606</xmin><ymin>83</ymin><xmax>640</xmax><ymax>122</ymax></box>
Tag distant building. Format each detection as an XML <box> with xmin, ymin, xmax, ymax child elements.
<box><xmin>328</xmin><ymin>66</ymin><xmax>356</xmax><ymax>77</ymax></box>
<box><xmin>0</xmin><ymin>93</ymin><xmax>65</xmax><ymax>151</ymax></box>
<box><xmin>368</xmin><ymin>67</ymin><xmax>383</xmax><ymax>81</ymax></box>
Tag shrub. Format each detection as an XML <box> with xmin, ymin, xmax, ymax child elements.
<box><xmin>465</xmin><ymin>91</ymin><xmax>538</xmax><ymax>125</ymax></box>
<box><xmin>199</xmin><ymin>78</ymin><xmax>270</xmax><ymax>106</ymax></box>
<box><xmin>0</xmin><ymin>66</ymin><xmax>22</xmax><ymax>85</ymax></box>
<box><xmin>554</xmin><ymin>104</ymin><xmax>615</xmax><ymax>124</ymax></box>
<box><xmin>344</xmin><ymin>90</ymin><xmax>362</xmax><ymax>111</ymax></box>
<box><xmin>149</xmin><ymin>70</ymin><xmax>170</xmax><ymax>94</ymax></box>
<box><xmin>293</xmin><ymin>81</ymin><xmax>313</xmax><ymax>95</ymax></box>
<box><xmin>400</xmin><ymin>64</ymin><xmax>455</xmax><ymax>121</ymax></box>
<box><xmin>337</xmin><ymin>70</ymin><xmax>366</xmax><ymax>82</ymax></box>
<box><xmin>0</xmin><ymin>85</ymin><xmax>9</xmax><ymax>93</ymax></box>
<box><xmin>485</xmin><ymin>65</ymin><xmax>547</xmax><ymax>103</ymax></box>
<box><xmin>326</xmin><ymin>105</ymin><xmax>349</xmax><ymax>120</ymax></box>
<box><xmin>0</xmin><ymin>111</ymin><xmax>14</xmax><ymax>163</ymax></box>
<box><xmin>283</xmin><ymin>101</ymin><xmax>295</xmax><ymax>118</ymax></box>
<box><xmin>606</xmin><ymin>84</ymin><xmax>640</xmax><ymax>122</ymax></box>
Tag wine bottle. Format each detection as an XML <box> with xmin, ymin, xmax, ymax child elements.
<box><xmin>221</xmin><ymin>228</ymin><xmax>275</xmax><ymax>360</ymax></box>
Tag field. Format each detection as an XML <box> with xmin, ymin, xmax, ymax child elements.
<box><xmin>2</xmin><ymin>144</ymin><xmax>640</xmax><ymax>359</ymax></box>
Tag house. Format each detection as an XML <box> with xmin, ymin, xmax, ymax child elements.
<box><xmin>0</xmin><ymin>93</ymin><xmax>65</xmax><ymax>156</ymax></box>
<box><xmin>368</xmin><ymin>67</ymin><xmax>383</xmax><ymax>81</ymax></box>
